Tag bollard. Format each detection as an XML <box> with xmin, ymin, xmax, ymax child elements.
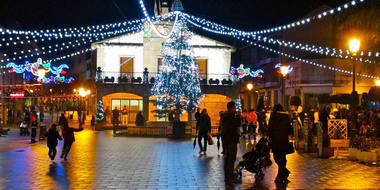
<box><xmin>317</xmin><ymin>121</ymin><xmax>323</xmax><ymax>157</ymax></box>
<box><xmin>292</xmin><ymin>120</ymin><xmax>299</xmax><ymax>150</ymax></box>
<box><xmin>303</xmin><ymin>119</ymin><xmax>309</xmax><ymax>153</ymax></box>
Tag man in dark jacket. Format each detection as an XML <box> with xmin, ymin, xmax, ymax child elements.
<box><xmin>61</xmin><ymin>123</ymin><xmax>83</xmax><ymax>160</ymax></box>
<box><xmin>45</xmin><ymin>124</ymin><xmax>62</xmax><ymax>162</ymax></box>
<box><xmin>196</xmin><ymin>109</ymin><xmax>211</xmax><ymax>155</ymax></box>
<box><xmin>268</xmin><ymin>104</ymin><xmax>292</xmax><ymax>183</ymax></box>
<box><xmin>135</xmin><ymin>111</ymin><xmax>145</xmax><ymax>126</ymax></box>
<box><xmin>221</xmin><ymin>101</ymin><xmax>241</xmax><ymax>184</ymax></box>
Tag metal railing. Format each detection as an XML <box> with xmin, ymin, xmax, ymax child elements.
<box><xmin>96</xmin><ymin>71</ymin><xmax>235</xmax><ymax>85</ymax></box>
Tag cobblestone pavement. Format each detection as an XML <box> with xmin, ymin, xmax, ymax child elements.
<box><xmin>0</xmin><ymin>129</ymin><xmax>380</xmax><ymax>190</ymax></box>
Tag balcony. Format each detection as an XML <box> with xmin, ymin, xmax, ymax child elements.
<box><xmin>96</xmin><ymin>71</ymin><xmax>235</xmax><ymax>86</ymax></box>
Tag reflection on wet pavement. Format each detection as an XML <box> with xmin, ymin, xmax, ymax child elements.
<box><xmin>0</xmin><ymin>129</ymin><xmax>379</xmax><ymax>189</ymax></box>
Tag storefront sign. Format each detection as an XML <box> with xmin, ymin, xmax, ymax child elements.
<box><xmin>10</xmin><ymin>91</ymin><xmax>25</xmax><ymax>98</ymax></box>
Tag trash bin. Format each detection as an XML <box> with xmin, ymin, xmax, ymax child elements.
<box><xmin>173</xmin><ymin>121</ymin><xmax>186</xmax><ymax>138</ymax></box>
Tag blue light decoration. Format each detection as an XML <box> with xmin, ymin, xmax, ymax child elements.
<box><xmin>6</xmin><ymin>58</ymin><xmax>74</xmax><ymax>84</ymax></box>
<box><xmin>230</xmin><ymin>64</ymin><xmax>264</xmax><ymax>79</ymax></box>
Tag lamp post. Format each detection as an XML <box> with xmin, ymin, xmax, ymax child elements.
<box><xmin>375</xmin><ymin>79</ymin><xmax>380</xmax><ymax>87</ymax></box>
<box><xmin>349</xmin><ymin>38</ymin><xmax>360</xmax><ymax>136</ymax></box>
<box><xmin>280</xmin><ymin>64</ymin><xmax>290</xmax><ymax>106</ymax></box>
<box><xmin>37</xmin><ymin>65</ymin><xmax>46</xmax><ymax>109</ymax></box>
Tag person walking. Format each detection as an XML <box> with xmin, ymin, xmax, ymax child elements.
<box><xmin>45</xmin><ymin>124</ymin><xmax>62</xmax><ymax>162</ymax></box>
<box><xmin>196</xmin><ymin>109</ymin><xmax>211</xmax><ymax>155</ymax></box>
<box><xmin>30</xmin><ymin>112</ymin><xmax>38</xmax><ymax>143</ymax></box>
<box><xmin>218</xmin><ymin>111</ymin><xmax>225</xmax><ymax>154</ymax></box>
<box><xmin>61</xmin><ymin>123</ymin><xmax>83</xmax><ymax>161</ymax></box>
<box><xmin>221</xmin><ymin>101</ymin><xmax>241</xmax><ymax>185</ymax></box>
<box><xmin>268</xmin><ymin>104</ymin><xmax>293</xmax><ymax>183</ymax></box>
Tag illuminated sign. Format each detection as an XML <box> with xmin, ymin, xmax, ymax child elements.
<box><xmin>10</xmin><ymin>91</ymin><xmax>25</xmax><ymax>98</ymax></box>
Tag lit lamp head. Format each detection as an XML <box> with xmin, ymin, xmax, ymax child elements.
<box><xmin>280</xmin><ymin>65</ymin><xmax>289</xmax><ymax>77</ymax></box>
<box><xmin>349</xmin><ymin>39</ymin><xmax>360</xmax><ymax>56</ymax></box>
<box><xmin>376</xmin><ymin>79</ymin><xmax>380</xmax><ymax>87</ymax></box>
<box><xmin>247</xmin><ymin>83</ymin><xmax>253</xmax><ymax>91</ymax></box>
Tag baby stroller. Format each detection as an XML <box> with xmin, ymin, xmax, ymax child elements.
<box><xmin>234</xmin><ymin>137</ymin><xmax>271</xmax><ymax>182</ymax></box>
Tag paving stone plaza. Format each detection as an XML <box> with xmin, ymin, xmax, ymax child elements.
<box><xmin>0</xmin><ymin>129</ymin><xmax>379</xmax><ymax>190</ymax></box>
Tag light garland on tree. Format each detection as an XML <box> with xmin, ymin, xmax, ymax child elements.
<box><xmin>152</xmin><ymin>16</ymin><xmax>203</xmax><ymax>116</ymax></box>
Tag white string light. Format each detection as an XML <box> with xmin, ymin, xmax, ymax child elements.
<box><xmin>183</xmin><ymin>14</ymin><xmax>378</xmax><ymax>79</ymax></box>
<box><xmin>247</xmin><ymin>40</ymin><xmax>379</xmax><ymax>79</ymax></box>
<box><xmin>138</xmin><ymin>0</ymin><xmax>180</xmax><ymax>38</ymax></box>
<box><xmin>183</xmin><ymin>14</ymin><xmax>379</xmax><ymax>64</ymax></box>
<box><xmin>0</xmin><ymin>24</ymin><xmax>144</xmax><ymax>63</ymax></box>
<box><xmin>182</xmin><ymin>0</ymin><xmax>367</xmax><ymax>35</ymax></box>
<box><xmin>0</xmin><ymin>18</ymin><xmax>145</xmax><ymax>37</ymax></box>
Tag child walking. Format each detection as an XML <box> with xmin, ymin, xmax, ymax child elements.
<box><xmin>45</xmin><ymin>124</ymin><xmax>62</xmax><ymax>163</ymax></box>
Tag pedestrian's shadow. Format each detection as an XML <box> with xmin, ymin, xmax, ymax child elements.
<box><xmin>47</xmin><ymin>163</ymin><xmax>70</xmax><ymax>189</ymax></box>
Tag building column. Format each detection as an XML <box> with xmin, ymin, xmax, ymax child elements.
<box><xmin>143</xmin><ymin>96</ymin><xmax>149</xmax><ymax>122</ymax></box>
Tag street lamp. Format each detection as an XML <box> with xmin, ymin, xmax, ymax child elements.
<box><xmin>349</xmin><ymin>38</ymin><xmax>360</xmax><ymax>136</ymax></box>
<box><xmin>247</xmin><ymin>83</ymin><xmax>253</xmax><ymax>91</ymax></box>
<box><xmin>375</xmin><ymin>79</ymin><xmax>380</xmax><ymax>87</ymax></box>
<box><xmin>279</xmin><ymin>64</ymin><xmax>290</xmax><ymax>106</ymax></box>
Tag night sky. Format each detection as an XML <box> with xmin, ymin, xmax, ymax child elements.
<box><xmin>0</xmin><ymin>0</ymin><xmax>348</xmax><ymax>30</ymax></box>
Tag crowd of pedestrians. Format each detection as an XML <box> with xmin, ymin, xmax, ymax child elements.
<box><xmin>195</xmin><ymin>101</ymin><xmax>294</xmax><ymax>186</ymax></box>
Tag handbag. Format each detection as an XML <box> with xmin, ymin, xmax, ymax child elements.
<box><xmin>286</xmin><ymin>142</ymin><xmax>295</xmax><ymax>154</ymax></box>
<box><xmin>207</xmin><ymin>133</ymin><xmax>214</xmax><ymax>145</ymax></box>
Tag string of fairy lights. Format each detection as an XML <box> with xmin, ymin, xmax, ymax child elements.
<box><xmin>0</xmin><ymin>0</ymin><xmax>378</xmax><ymax>80</ymax></box>
<box><xmin>0</xmin><ymin>23</ymin><xmax>144</xmax><ymax>63</ymax></box>
<box><xmin>183</xmin><ymin>14</ymin><xmax>379</xmax><ymax>79</ymax></box>
<box><xmin>182</xmin><ymin>12</ymin><xmax>380</xmax><ymax>60</ymax></box>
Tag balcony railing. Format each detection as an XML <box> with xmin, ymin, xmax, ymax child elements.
<box><xmin>96</xmin><ymin>71</ymin><xmax>235</xmax><ymax>86</ymax></box>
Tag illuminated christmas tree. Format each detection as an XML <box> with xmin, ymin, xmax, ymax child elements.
<box><xmin>96</xmin><ymin>100</ymin><xmax>105</xmax><ymax>122</ymax></box>
<box><xmin>151</xmin><ymin>17</ymin><xmax>202</xmax><ymax>119</ymax></box>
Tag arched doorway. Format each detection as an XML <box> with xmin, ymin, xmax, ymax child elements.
<box><xmin>148</xmin><ymin>96</ymin><xmax>189</xmax><ymax>122</ymax></box>
<box><xmin>102</xmin><ymin>93</ymin><xmax>143</xmax><ymax>125</ymax></box>
<box><xmin>198</xmin><ymin>94</ymin><xmax>231</xmax><ymax>126</ymax></box>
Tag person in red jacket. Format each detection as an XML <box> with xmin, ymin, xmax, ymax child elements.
<box><xmin>246</xmin><ymin>109</ymin><xmax>258</xmax><ymax>140</ymax></box>
<box><xmin>60</xmin><ymin>122</ymin><xmax>83</xmax><ymax>161</ymax></box>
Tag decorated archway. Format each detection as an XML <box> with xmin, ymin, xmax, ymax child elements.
<box><xmin>198</xmin><ymin>94</ymin><xmax>232</xmax><ymax>126</ymax></box>
<box><xmin>102</xmin><ymin>92</ymin><xmax>143</xmax><ymax>125</ymax></box>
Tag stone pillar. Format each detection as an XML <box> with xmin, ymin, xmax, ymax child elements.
<box><xmin>143</xmin><ymin>96</ymin><xmax>149</xmax><ymax>122</ymax></box>
<box><xmin>292</xmin><ymin>119</ymin><xmax>299</xmax><ymax>150</ymax></box>
<box><xmin>317</xmin><ymin>121</ymin><xmax>323</xmax><ymax>157</ymax></box>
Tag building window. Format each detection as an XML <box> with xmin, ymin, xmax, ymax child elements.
<box><xmin>157</xmin><ymin>58</ymin><xmax>162</xmax><ymax>72</ymax></box>
<box><xmin>120</xmin><ymin>57</ymin><xmax>134</xmax><ymax>78</ymax></box>
<box><xmin>274</xmin><ymin>90</ymin><xmax>278</xmax><ymax>105</ymax></box>
<box><xmin>195</xmin><ymin>59</ymin><xmax>207</xmax><ymax>79</ymax></box>
<box><xmin>111</xmin><ymin>99</ymin><xmax>143</xmax><ymax>124</ymax></box>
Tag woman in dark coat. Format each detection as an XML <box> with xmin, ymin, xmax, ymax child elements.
<box><xmin>45</xmin><ymin>124</ymin><xmax>62</xmax><ymax>161</ymax></box>
<box><xmin>268</xmin><ymin>104</ymin><xmax>292</xmax><ymax>183</ymax></box>
<box><xmin>61</xmin><ymin>123</ymin><xmax>83</xmax><ymax>160</ymax></box>
<box><xmin>196</xmin><ymin>109</ymin><xmax>211</xmax><ymax>155</ymax></box>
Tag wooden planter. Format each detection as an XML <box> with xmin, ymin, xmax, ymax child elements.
<box><xmin>348</xmin><ymin>148</ymin><xmax>358</xmax><ymax>160</ymax></box>
<box><xmin>357</xmin><ymin>150</ymin><xmax>377</xmax><ymax>163</ymax></box>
